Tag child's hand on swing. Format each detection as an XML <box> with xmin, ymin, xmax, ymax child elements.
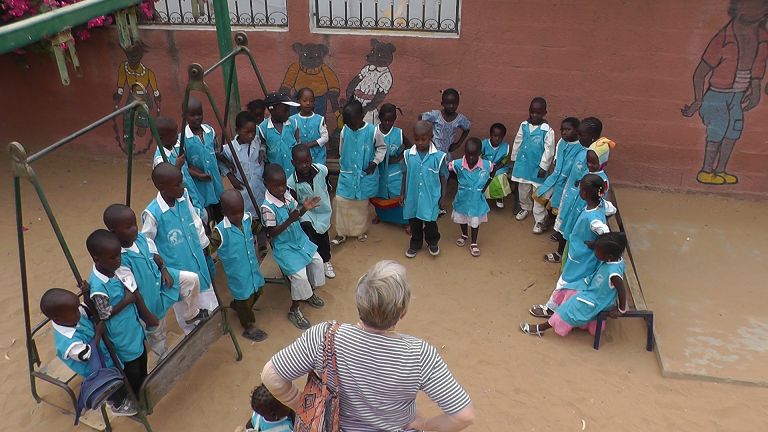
<box><xmin>77</xmin><ymin>280</ymin><xmax>90</xmax><ymax>296</ymax></box>
<box><xmin>175</xmin><ymin>153</ymin><xmax>187</xmax><ymax>168</ymax></box>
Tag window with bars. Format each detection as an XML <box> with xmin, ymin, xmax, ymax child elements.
<box><xmin>311</xmin><ymin>0</ymin><xmax>461</xmax><ymax>35</ymax></box>
<box><xmin>143</xmin><ymin>0</ymin><xmax>288</xmax><ymax>28</ymax></box>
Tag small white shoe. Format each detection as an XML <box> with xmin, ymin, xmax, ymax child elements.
<box><xmin>532</xmin><ymin>223</ymin><xmax>546</xmax><ymax>234</ymax></box>
<box><xmin>515</xmin><ymin>210</ymin><xmax>530</xmax><ymax>221</ymax></box>
<box><xmin>495</xmin><ymin>200</ymin><xmax>505</xmax><ymax>209</ymax></box>
<box><xmin>324</xmin><ymin>262</ymin><xmax>336</xmax><ymax>279</ymax></box>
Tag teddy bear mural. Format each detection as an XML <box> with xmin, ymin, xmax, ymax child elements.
<box><xmin>280</xmin><ymin>42</ymin><xmax>342</xmax><ymax>124</ymax></box>
<box><xmin>346</xmin><ymin>38</ymin><xmax>397</xmax><ymax>125</ymax></box>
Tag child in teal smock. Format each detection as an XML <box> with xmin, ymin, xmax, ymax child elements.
<box><xmin>521</xmin><ymin>232</ymin><xmax>628</xmax><ymax>338</ymax></box>
<box><xmin>371</xmin><ymin>103</ymin><xmax>410</xmax><ymax>228</ymax></box>
<box><xmin>183</xmin><ymin>97</ymin><xmax>224</xmax><ymax>222</ymax></box>
<box><xmin>261</xmin><ymin>164</ymin><xmax>325</xmax><ymax>330</ymax></box>
<box><xmin>481</xmin><ymin>123</ymin><xmax>511</xmax><ymax>208</ymax></box>
<box><xmin>403</xmin><ymin>121</ymin><xmax>448</xmax><ymax>258</ymax></box>
<box><xmin>245</xmin><ymin>384</ymin><xmax>294</xmax><ymax>431</ymax></box>
<box><xmin>259</xmin><ymin>92</ymin><xmax>300</xmax><ymax>177</ymax></box>
<box><xmin>292</xmin><ymin>88</ymin><xmax>329</xmax><ymax>166</ymax></box>
<box><xmin>450</xmin><ymin>138</ymin><xmax>493</xmax><ymax>258</ymax></box>
<box><xmin>210</xmin><ymin>190</ymin><xmax>268</xmax><ymax>342</ymax></box>
<box><xmin>288</xmin><ymin>144</ymin><xmax>335</xmax><ymax>279</ymax></box>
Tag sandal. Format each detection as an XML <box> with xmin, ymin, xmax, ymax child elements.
<box><xmin>543</xmin><ymin>252</ymin><xmax>561</xmax><ymax>263</ymax></box>
<box><xmin>456</xmin><ymin>235</ymin><xmax>468</xmax><ymax>247</ymax></box>
<box><xmin>357</xmin><ymin>234</ymin><xmax>368</xmax><ymax>242</ymax></box>
<box><xmin>331</xmin><ymin>235</ymin><xmax>347</xmax><ymax>246</ymax></box>
<box><xmin>470</xmin><ymin>243</ymin><xmax>480</xmax><ymax>257</ymax></box>
<box><xmin>520</xmin><ymin>322</ymin><xmax>545</xmax><ymax>336</ymax></box>
<box><xmin>529</xmin><ymin>304</ymin><xmax>554</xmax><ymax>318</ymax></box>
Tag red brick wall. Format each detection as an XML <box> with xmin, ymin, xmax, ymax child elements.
<box><xmin>2</xmin><ymin>0</ymin><xmax>766</xmax><ymax>195</ymax></box>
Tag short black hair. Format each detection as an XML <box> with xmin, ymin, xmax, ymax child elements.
<box><xmin>490</xmin><ymin>123</ymin><xmax>507</xmax><ymax>136</ymax></box>
<box><xmin>378</xmin><ymin>103</ymin><xmax>400</xmax><ymax>118</ymax></box>
<box><xmin>246</xmin><ymin>99</ymin><xmax>265</xmax><ymax>113</ymax></box>
<box><xmin>263</xmin><ymin>163</ymin><xmax>286</xmax><ymax>183</ymax></box>
<box><xmin>530</xmin><ymin>96</ymin><xmax>547</xmax><ymax>109</ymax></box>
<box><xmin>40</xmin><ymin>288</ymin><xmax>78</xmax><ymax>319</ymax></box>
<box><xmin>561</xmin><ymin>117</ymin><xmax>580</xmax><ymax>129</ymax></box>
<box><xmin>441</xmin><ymin>88</ymin><xmax>460</xmax><ymax>101</ymax></box>
<box><xmin>292</xmin><ymin>143</ymin><xmax>311</xmax><ymax>160</ymax></box>
<box><xmin>589</xmin><ymin>232</ymin><xmax>628</xmax><ymax>258</ymax></box>
<box><xmin>296</xmin><ymin>87</ymin><xmax>314</xmax><ymax>98</ymax></box>
<box><xmin>103</xmin><ymin>203</ymin><xmax>135</xmax><ymax>229</ymax></box>
<box><xmin>581</xmin><ymin>117</ymin><xmax>603</xmax><ymax>137</ymax></box>
<box><xmin>465</xmin><ymin>137</ymin><xmax>482</xmax><ymax>154</ymax></box>
<box><xmin>152</xmin><ymin>162</ymin><xmax>182</xmax><ymax>185</ymax></box>
<box><xmin>86</xmin><ymin>229</ymin><xmax>120</xmax><ymax>257</ymax></box>
<box><xmin>155</xmin><ymin>116</ymin><xmax>177</xmax><ymax>131</ymax></box>
<box><xmin>235</xmin><ymin>111</ymin><xmax>258</xmax><ymax>130</ymax></box>
<box><xmin>579</xmin><ymin>173</ymin><xmax>606</xmax><ymax>201</ymax></box>
<box><xmin>342</xmin><ymin>100</ymin><xmax>364</xmax><ymax>124</ymax></box>
<box><xmin>250</xmin><ymin>384</ymin><xmax>289</xmax><ymax>419</ymax></box>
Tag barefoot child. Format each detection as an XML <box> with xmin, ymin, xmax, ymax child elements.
<box><xmin>521</xmin><ymin>232</ymin><xmax>627</xmax><ymax>337</ymax></box>
<box><xmin>481</xmin><ymin>123</ymin><xmax>511</xmax><ymax>209</ymax></box>
<box><xmin>86</xmin><ymin>230</ymin><xmax>156</xmax><ymax>405</ymax></box>
<box><xmin>103</xmin><ymin>204</ymin><xmax>204</xmax><ymax>359</ymax></box>
<box><xmin>184</xmin><ymin>96</ymin><xmax>225</xmax><ymax>223</ymax></box>
<box><xmin>333</xmin><ymin>100</ymin><xmax>387</xmax><ymax>244</ymax></box>
<box><xmin>370</xmin><ymin>103</ymin><xmax>411</xmax><ymax>231</ymax></box>
<box><xmin>142</xmin><ymin>163</ymin><xmax>219</xmax><ymax>314</ymax></box>
<box><xmin>245</xmin><ymin>384</ymin><xmax>294</xmax><ymax>431</ymax></box>
<box><xmin>261</xmin><ymin>164</ymin><xmax>326</xmax><ymax>330</ymax></box>
<box><xmin>288</xmin><ymin>145</ymin><xmax>336</xmax><ymax>279</ymax></box>
<box><xmin>259</xmin><ymin>92</ymin><xmax>300</xmax><ymax>177</ymax></box>
<box><xmin>510</xmin><ymin>97</ymin><xmax>555</xmax><ymax>232</ymax></box>
<box><xmin>419</xmin><ymin>88</ymin><xmax>471</xmax><ymax>155</ymax></box>
<box><xmin>40</xmin><ymin>287</ymin><xmax>137</xmax><ymax>416</ymax></box>
<box><xmin>402</xmin><ymin>121</ymin><xmax>448</xmax><ymax>258</ymax></box>
<box><xmin>291</xmin><ymin>88</ymin><xmax>330</xmax><ymax>165</ymax></box>
<box><xmin>209</xmin><ymin>190</ymin><xmax>268</xmax><ymax>342</ymax></box>
<box><xmin>450</xmin><ymin>138</ymin><xmax>493</xmax><ymax>257</ymax></box>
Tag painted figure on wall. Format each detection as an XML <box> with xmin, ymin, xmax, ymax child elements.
<box><xmin>682</xmin><ymin>0</ymin><xmax>768</xmax><ymax>185</ymax></box>
<box><xmin>280</xmin><ymin>42</ymin><xmax>341</xmax><ymax>127</ymax></box>
<box><xmin>346</xmin><ymin>38</ymin><xmax>396</xmax><ymax>125</ymax></box>
<box><xmin>112</xmin><ymin>42</ymin><xmax>161</xmax><ymax>154</ymax></box>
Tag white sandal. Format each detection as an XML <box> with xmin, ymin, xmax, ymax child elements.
<box><xmin>331</xmin><ymin>235</ymin><xmax>347</xmax><ymax>246</ymax></box>
<box><xmin>520</xmin><ymin>322</ymin><xmax>545</xmax><ymax>336</ymax></box>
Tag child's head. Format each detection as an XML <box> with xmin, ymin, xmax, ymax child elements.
<box><xmin>342</xmin><ymin>100</ymin><xmax>365</xmax><ymax>130</ymax></box>
<box><xmin>297</xmin><ymin>88</ymin><xmax>315</xmax><ymax>116</ymax></box>
<box><xmin>560</xmin><ymin>117</ymin><xmax>580</xmax><ymax>142</ymax></box>
<box><xmin>413</xmin><ymin>121</ymin><xmax>434</xmax><ymax>153</ymax></box>
<box><xmin>589</xmin><ymin>232</ymin><xmax>627</xmax><ymax>262</ymax></box>
<box><xmin>152</xmin><ymin>162</ymin><xmax>185</xmax><ymax>201</ymax></box>
<box><xmin>220</xmin><ymin>189</ymin><xmax>245</xmax><ymax>224</ymax></box>
<box><xmin>291</xmin><ymin>144</ymin><xmax>313</xmax><ymax>176</ymax></box>
<box><xmin>40</xmin><ymin>288</ymin><xmax>81</xmax><ymax>327</ymax></box>
<box><xmin>378</xmin><ymin>103</ymin><xmax>399</xmax><ymax>134</ymax></box>
<box><xmin>264</xmin><ymin>92</ymin><xmax>299</xmax><ymax>123</ymax></box>
<box><xmin>250</xmin><ymin>384</ymin><xmax>291</xmax><ymax>422</ymax></box>
<box><xmin>264</xmin><ymin>163</ymin><xmax>288</xmax><ymax>199</ymax></box>
<box><xmin>86</xmin><ymin>229</ymin><xmax>122</xmax><ymax>274</ymax></box>
<box><xmin>246</xmin><ymin>99</ymin><xmax>266</xmax><ymax>125</ymax></box>
<box><xmin>489</xmin><ymin>123</ymin><xmax>507</xmax><ymax>146</ymax></box>
<box><xmin>578</xmin><ymin>117</ymin><xmax>602</xmax><ymax>147</ymax></box>
<box><xmin>235</xmin><ymin>111</ymin><xmax>258</xmax><ymax>144</ymax></box>
<box><xmin>528</xmin><ymin>97</ymin><xmax>547</xmax><ymax>126</ymax></box>
<box><xmin>578</xmin><ymin>173</ymin><xmax>606</xmax><ymax>204</ymax></box>
<box><xmin>156</xmin><ymin>116</ymin><xmax>178</xmax><ymax>150</ymax></box>
<box><xmin>103</xmin><ymin>204</ymin><xmax>138</xmax><ymax>248</ymax></box>
<box><xmin>185</xmin><ymin>96</ymin><xmax>204</xmax><ymax>129</ymax></box>
<box><xmin>440</xmin><ymin>88</ymin><xmax>460</xmax><ymax>115</ymax></box>
<box><xmin>464</xmin><ymin>137</ymin><xmax>482</xmax><ymax>166</ymax></box>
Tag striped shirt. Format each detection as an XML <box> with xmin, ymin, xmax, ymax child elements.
<box><xmin>270</xmin><ymin>323</ymin><xmax>471</xmax><ymax>432</ymax></box>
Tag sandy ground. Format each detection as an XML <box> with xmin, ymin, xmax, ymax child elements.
<box><xmin>1</xmin><ymin>152</ymin><xmax>767</xmax><ymax>431</ymax></box>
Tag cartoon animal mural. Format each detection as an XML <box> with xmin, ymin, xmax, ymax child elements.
<box><xmin>280</xmin><ymin>42</ymin><xmax>342</xmax><ymax>127</ymax></box>
<box><xmin>112</xmin><ymin>41</ymin><xmax>161</xmax><ymax>155</ymax></box>
<box><xmin>681</xmin><ymin>0</ymin><xmax>768</xmax><ymax>186</ymax></box>
<box><xmin>346</xmin><ymin>38</ymin><xmax>396</xmax><ymax>125</ymax></box>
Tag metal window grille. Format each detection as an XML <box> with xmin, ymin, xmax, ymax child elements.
<box><xmin>143</xmin><ymin>0</ymin><xmax>288</xmax><ymax>27</ymax></box>
<box><xmin>312</xmin><ymin>0</ymin><xmax>460</xmax><ymax>34</ymax></box>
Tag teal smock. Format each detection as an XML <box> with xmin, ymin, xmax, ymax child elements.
<box><xmin>250</xmin><ymin>412</ymin><xmax>293</xmax><ymax>432</ymax></box>
<box><xmin>183</xmin><ymin>124</ymin><xmax>224</xmax><ymax>207</ymax></box>
<box><xmin>120</xmin><ymin>233</ymin><xmax>181</xmax><ymax>321</ymax></box>
<box><xmin>558</xmin><ymin>168</ymin><xmax>609</xmax><ymax>238</ymax></box>
<box><xmin>377</xmin><ymin>126</ymin><xmax>404</xmax><ymax>199</ymax></box>
<box><xmin>451</xmin><ymin>157</ymin><xmax>492</xmax><ymax>217</ymax></box>
<box><xmin>402</xmin><ymin>143</ymin><xmax>447</xmax><ymax>222</ymax></box>
<box><xmin>53</xmin><ymin>306</ymin><xmax>115</xmax><ymax>377</ymax></box>
<box><xmin>89</xmin><ymin>267</ymin><xmax>145</xmax><ymax>362</ymax></box>
<box><xmin>560</xmin><ymin>203</ymin><xmax>610</xmax><ymax>288</ymax></box>
<box><xmin>536</xmin><ymin>139</ymin><xmax>583</xmax><ymax>210</ymax></box>
<box><xmin>337</xmin><ymin>123</ymin><xmax>380</xmax><ymax>200</ymax></box>
<box><xmin>291</xmin><ymin>112</ymin><xmax>327</xmax><ymax>165</ymax></box>
<box><xmin>153</xmin><ymin>144</ymin><xmax>206</xmax><ymax>217</ymax></box>
<box><xmin>481</xmin><ymin>139</ymin><xmax>510</xmax><ymax>175</ymax></box>
<box><xmin>511</xmin><ymin>121</ymin><xmax>550</xmax><ymax>185</ymax></box>
<box><xmin>557</xmin><ymin>260</ymin><xmax>625</xmax><ymax>327</ymax></box>
<box><xmin>261</xmin><ymin>191</ymin><xmax>318</xmax><ymax>276</ymax></box>
<box><xmin>214</xmin><ymin>213</ymin><xmax>265</xmax><ymax>300</ymax></box>
<box><xmin>259</xmin><ymin>118</ymin><xmax>298</xmax><ymax>177</ymax></box>
<box><xmin>287</xmin><ymin>164</ymin><xmax>332</xmax><ymax>234</ymax></box>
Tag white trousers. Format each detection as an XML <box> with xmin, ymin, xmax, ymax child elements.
<box><xmin>288</xmin><ymin>252</ymin><xmax>325</xmax><ymax>301</ymax></box>
<box><xmin>147</xmin><ymin>271</ymin><xmax>201</xmax><ymax>357</ymax></box>
<box><xmin>531</xmin><ymin>187</ymin><xmax>551</xmax><ymax>225</ymax></box>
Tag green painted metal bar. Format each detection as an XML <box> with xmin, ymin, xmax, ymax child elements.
<box><xmin>0</xmin><ymin>0</ymin><xmax>142</xmax><ymax>54</ymax></box>
<box><xmin>125</xmin><ymin>107</ymin><xmax>136</xmax><ymax>207</ymax></box>
<box><xmin>213</xmin><ymin>0</ymin><xmax>240</xmax><ymax>129</ymax></box>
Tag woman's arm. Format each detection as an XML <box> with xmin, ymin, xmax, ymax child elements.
<box><xmin>261</xmin><ymin>360</ymin><xmax>302</xmax><ymax>410</ymax></box>
<box><xmin>409</xmin><ymin>405</ymin><xmax>476</xmax><ymax>432</ymax></box>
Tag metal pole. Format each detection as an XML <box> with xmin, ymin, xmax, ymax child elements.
<box><xmin>125</xmin><ymin>107</ymin><xmax>137</xmax><ymax>207</ymax></box>
<box><xmin>213</xmin><ymin>0</ymin><xmax>241</xmax><ymax>129</ymax></box>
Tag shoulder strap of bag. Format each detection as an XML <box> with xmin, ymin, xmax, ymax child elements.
<box><xmin>321</xmin><ymin>321</ymin><xmax>342</xmax><ymax>387</ymax></box>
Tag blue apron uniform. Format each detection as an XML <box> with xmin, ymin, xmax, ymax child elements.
<box><xmin>121</xmin><ymin>234</ymin><xmax>181</xmax><ymax>320</ymax></box>
<box><xmin>560</xmin><ymin>204</ymin><xmax>609</xmax><ymax>288</ymax></box>
<box><xmin>557</xmin><ymin>260</ymin><xmax>625</xmax><ymax>327</ymax></box>
<box><xmin>377</xmin><ymin>127</ymin><xmax>404</xmax><ymax>199</ymax></box>
<box><xmin>89</xmin><ymin>271</ymin><xmax>145</xmax><ymax>362</ymax></box>
<box><xmin>184</xmin><ymin>124</ymin><xmax>224</xmax><ymax>207</ymax></box>
<box><xmin>337</xmin><ymin>123</ymin><xmax>379</xmax><ymax>200</ymax></box>
<box><xmin>250</xmin><ymin>413</ymin><xmax>293</xmax><ymax>431</ymax></box>
<box><xmin>263</xmin><ymin>195</ymin><xmax>318</xmax><ymax>276</ymax></box>
<box><xmin>403</xmin><ymin>145</ymin><xmax>446</xmax><ymax>222</ymax></box>
<box><xmin>153</xmin><ymin>144</ymin><xmax>207</xmax><ymax>217</ymax></box>
<box><xmin>452</xmin><ymin>158</ymin><xmax>492</xmax><ymax>217</ymax></box>
<box><xmin>512</xmin><ymin>122</ymin><xmax>548</xmax><ymax>184</ymax></box>
<box><xmin>536</xmin><ymin>139</ymin><xmax>583</xmax><ymax>210</ymax></box>
<box><xmin>287</xmin><ymin>164</ymin><xmax>332</xmax><ymax>234</ymax></box>
<box><xmin>292</xmin><ymin>113</ymin><xmax>327</xmax><ymax>165</ymax></box>
<box><xmin>259</xmin><ymin>118</ymin><xmax>298</xmax><ymax>177</ymax></box>
<box><xmin>53</xmin><ymin>308</ymin><xmax>115</xmax><ymax>377</ymax></box>
<box><xmin>481</xmin><ymin>139</ymin><xmax>510</xmax><ymax>176</ymax></box>
<box><xmin>559</xmin><ymin>167</ymin><xmax>609</xmax><ymax>237</ymax></box>
<box><xmin>215</xmin><ymin>214</ymin><xmax>265</xmax><ymax>300</ymax></box>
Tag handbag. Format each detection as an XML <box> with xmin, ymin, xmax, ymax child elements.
<box><xmin>293</xmin><ymin>321</ymin><xmax>342</xmax><ymax>432</ymax></box>
<box><xmin>75</xmin><ymin>339</ymin><xmax>125</xmax><ymax>425</ymax></box>
<box><xmin>484</xmin><ymin>173</ymin><xmax>512</xmax><ymax>199</ymax></box>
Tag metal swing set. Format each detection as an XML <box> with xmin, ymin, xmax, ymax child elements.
<box><xmin>2</xmin><ymin>1</ymin><xmax>284</xmax><ymax>430</ymax></box>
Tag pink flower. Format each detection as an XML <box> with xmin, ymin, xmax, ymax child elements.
<box><xmin>76</xmin><ymin>29</ymin><xmax>91</xmax><ymax>40</ymax></box>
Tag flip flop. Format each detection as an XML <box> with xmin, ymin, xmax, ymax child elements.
<box><xmin>529</xmin><ymin>304</ymin><xmax>554</xmax><ymax>318</ymax></box>
<box><xmin>331</xmin><ymin>235</ymin><xmax>347</xmax><ymax>246</ymax></box>
<box><xmin>520</xmin><ymin>323</ymin><xmax>545</xmax><ymax>336</ymax></box>
<box><xmin>456</xmin><ymin>235</ymin><xmax>468</xmax><ymax>247</ymax></box>
<box><xmin>543</xmin><ymin>252</ymin><xmax>561</xmax><ymax>263</ymax></box>
<box><xmin>470</xmin><ymin>243</ymin><xmax>480</xmax><ymax>257</ymax></box>
<box><xmin>357</xmin><ymin>234</ymin><xmax>368</xmax><ymax>242</ymax></box>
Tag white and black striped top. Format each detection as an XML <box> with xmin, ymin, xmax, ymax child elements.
<box><xmin>271</xmin><ymin>323</ymin><xmax>471</xmax><ymax>432</ymax></box>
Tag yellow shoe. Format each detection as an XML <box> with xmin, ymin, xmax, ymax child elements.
<box><xmin>716</xmin><ymin>171</ymin><xmax>738</xmax><ymax>184</ymax></box>
<box><xmin>697</xmin><ymin>170</ymin><xmax>726</xmax><ymax>185</ymax></box>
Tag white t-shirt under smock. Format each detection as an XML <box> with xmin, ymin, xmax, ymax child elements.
<box><xmin>270</xmin><ymin>323</ymin><xmax>471</xmax><ymax>432</ymax></box>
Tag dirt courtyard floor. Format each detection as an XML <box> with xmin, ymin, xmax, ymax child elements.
<box><xmin>1</xmin><ymin>152</ymin><xmax>767</xmax><ymax>431</ymax></box>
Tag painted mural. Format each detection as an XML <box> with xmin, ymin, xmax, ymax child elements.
<box><xmin>112</xmin><ymin>41</ymin><xmax>161</xmax><ymax>155</ymax></box>
<box><xmin>346</xmin><ymin>38</ymin><xmax>396</xmax><ymax>125</ymax></box>
<box><xmin>280</xmin><ymin>42</ymin><xmax>341</xmax><ymax>122</ymax></box>
<box><xmin>681</xmin><ymin>0</ymin><xmax>768</xmax><ymax>186</ymax></box>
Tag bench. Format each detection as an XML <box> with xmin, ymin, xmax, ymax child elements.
<box><xmin>593</xmin><ymin>309</ymin><xmax>654</xmax><ymax>351</ymax></box>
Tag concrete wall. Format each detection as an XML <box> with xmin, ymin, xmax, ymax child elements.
<box><xmin>2</xmin><ymin>0</ymin><xmax>767</xmax><ymax>196</ymax></box>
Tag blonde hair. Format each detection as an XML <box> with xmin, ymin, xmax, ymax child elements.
<box><xmin>355</xmin><ymin>260</ymin><xmax>410</xmax><ymax>330</ymax></box>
